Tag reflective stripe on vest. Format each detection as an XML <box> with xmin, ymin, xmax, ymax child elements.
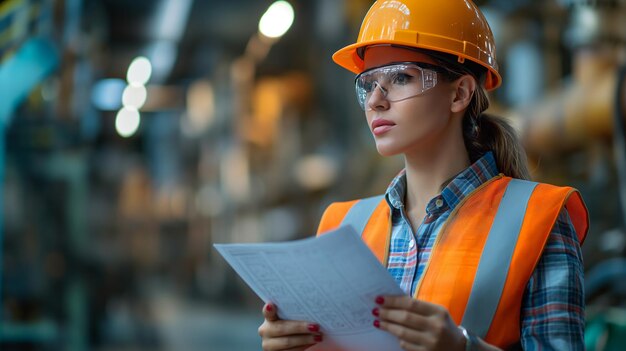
<box><xmin>338</xmin><ymin>179</ymin><xmax>539</xmax><ymax>339</ymax></box>
<box><xmin>460</xmin><ymin>179</ymin><xmax>538</xmax><ymax>338</ymax></box>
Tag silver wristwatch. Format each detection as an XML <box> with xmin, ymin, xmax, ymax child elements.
<box><xmin>458</xmin><ymin>326</ymin><xmax>478</xmax><ymax>351</ymax></box>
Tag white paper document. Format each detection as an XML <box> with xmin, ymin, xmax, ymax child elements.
<box><xmin>213</xmin><ymin>225</ymin><xmax>406</xmax><ymax>351</ymax></box>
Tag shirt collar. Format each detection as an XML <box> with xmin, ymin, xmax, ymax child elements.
<box><xmin>385</xmin><ymin>152</ymin><xmax>500</xmax><ymax>213</ymax></box>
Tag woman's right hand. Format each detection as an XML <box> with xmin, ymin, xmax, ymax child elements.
<box><xmin>258</xmin><ymin>302</ymin><xmax>324</xmax><ymax>351</ymax></box>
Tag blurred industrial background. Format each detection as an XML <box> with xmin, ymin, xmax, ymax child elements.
<box><xmin>1</xmin><ymin>0</ymin><xmax>626</xmax><ymax>350</ymax></box>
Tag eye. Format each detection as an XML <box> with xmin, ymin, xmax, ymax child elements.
<box><xmin>391</xmin><ymin>72</ymin><xmax>413</xmax><ymax>85</ymax></box>
<box><xmin>360</xmin><ymin>78</ymin><xmax>375</xmax><ymax>93</ymax></box>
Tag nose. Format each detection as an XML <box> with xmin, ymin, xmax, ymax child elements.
<box><xmin>366</xmin><ymin>83</ymin><xmax>390</xmax><ymax>111</ymax></box>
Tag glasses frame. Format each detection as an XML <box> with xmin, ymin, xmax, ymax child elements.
<box><xmin>354</xmin><ymin>61</ymin><xmax>447</xmax><ymax>110</ymax></box>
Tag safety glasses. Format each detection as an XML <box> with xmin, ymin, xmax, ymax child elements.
<box><xmin>354</xmin><ymin>62</ymin><xmax>441</xmax><ymax>110</ymax></box>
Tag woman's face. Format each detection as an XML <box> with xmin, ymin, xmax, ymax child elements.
<box><xmin>362</xmin><ymin>46</ymin><xmax>459</xmax><ymax>157</ymax></box>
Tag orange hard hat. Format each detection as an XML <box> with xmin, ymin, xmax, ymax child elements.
<box><xmin>333</xmin><ymin>0</ymin><xmax>502</xmax><ymax>90</ymax></box>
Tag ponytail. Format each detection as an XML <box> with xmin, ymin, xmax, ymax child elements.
<box><xmin>462</xmin><ymin>87</ymin><xmax>532</xmax><ymax>180</ymax></box>
<box><xmin>421</xmin><ymin>48</ymin><xmax>532</xmax><ymax>180</ymax></box>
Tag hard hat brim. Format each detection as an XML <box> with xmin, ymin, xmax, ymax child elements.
<box><xmin>332</xmin><ymin>40</ymin><xmax>502</xmax><ymax>91</ymax></box>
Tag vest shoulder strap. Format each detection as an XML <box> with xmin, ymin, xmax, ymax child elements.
<box><xmin>339</xmin><ymin>195</ymin><xmax>385</xmax><ymax>236</ymax></box>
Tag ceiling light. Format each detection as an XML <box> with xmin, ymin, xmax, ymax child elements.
<box><xmin>115</xmin><ymin>107</ymin><xmax>141</xmax><ymax>138</ymax></box>
<box><xmin>127</xmin><ymin>56</ymin><xmax>152</xmax><ymax>86</ymax></box>
<box><xmin>259</xmin><ymin>1</ymin><xmax>295</xmax><ymax>39</ymax></box>
<box><xmin>122</xmin><ymin>84</ymin><xmax>148</xmax><ymax>109</ymax></box>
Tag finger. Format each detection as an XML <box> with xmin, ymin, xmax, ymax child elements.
<box><xmin>264</xmin><ymin>319</ymin><xmax>321</xmax><ymax>338</ymax></box>
<box><xmin>376</xmin><ymin>307</ymin><xmax>430</xmax><ymax>331</ymax></box>
<box><xmin>262</xmin><ymin>334</ymin><xmax>322</xmax><ymax>351</ymax></box>
<box><xmin>263</xmin><ymin>303</ymin><xmax>279</xmax><ymax>321</ymax></box>
<box><xmin>377</xmin><ymin>319</ymin><xmax>429</xmax><ymax>349</ymax></box>
<box><xmin>377</xmin><ymin>296</ymin><xmax>441</xmax><ymax>316</ymax></box>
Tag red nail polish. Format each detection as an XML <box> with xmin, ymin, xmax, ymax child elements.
<box><xmin>265</xmin><ymin>304</ymin><xmax>273</xmax><ymax>312</ymax></box>
<box><xmin>373</xmin><ymin>320</ymin><xmax>380</xmax><ymax>328</ymax></box>
<box><xmin>308</xmin><ymin>324</ymin><xmax>320</xmax><ymax>332</ymax></box>
<box><xmin>372</xmin><ymin>308</ymin><xmax>379</xmax><ymax>317</ymax></box>
<box><xmin>375</xmin><ymin>296</ymin><xmax>385</xmax><ymax>305</ymax></box>
<box><xmin>314</xmin><ymin>334</ymin><xmax>323</xmax><ymax>342</ymax></box>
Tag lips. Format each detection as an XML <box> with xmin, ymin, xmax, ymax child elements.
<box><xmin>371</xmin><ymin>118</ymin><xmax>396</xmax><ymax>136</ymax></box>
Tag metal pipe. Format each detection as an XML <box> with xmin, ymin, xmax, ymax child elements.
<box><xmin>613</xmin><ymin>64</ymin><xmax>626</xmax><ymax>228</ymax></box>
<box><xmin>514</xmin><ymin>49</ymin><xmax>626</xmax><ymax>157</ymax></box>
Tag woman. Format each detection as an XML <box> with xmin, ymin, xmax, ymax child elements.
<box><xmin>258</xmin><ymin>0</ymin><xmax>589</xmax><ymax>350</ymax></box>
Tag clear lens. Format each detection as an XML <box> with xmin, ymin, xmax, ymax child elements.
<box><xmin>355</xmin><ymin>62</ymin><xmax>438</xmax><ymax>110</ymax></box>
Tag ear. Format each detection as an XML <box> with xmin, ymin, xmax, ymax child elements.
<box><xmin>450</xmin><ymin>75</ymin><xmax>476</xmax><ymax>113</ymax></box>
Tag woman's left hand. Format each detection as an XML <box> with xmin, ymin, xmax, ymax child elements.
<box><xmin>373</xmin><ymin>295</ymin><xmax>466</xmax><ymax>351</ymax></box>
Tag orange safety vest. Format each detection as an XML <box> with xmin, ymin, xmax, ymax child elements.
<box><xmin>316</xmin><ymin>175</ymin><xmax>589</xmax><ymax>348</ymax></box>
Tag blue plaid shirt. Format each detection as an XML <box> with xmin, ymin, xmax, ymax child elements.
<box><xmin>384</xmin><ymin>152</ymin><xmax>585</xmax><ymax>350</ymax></box>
